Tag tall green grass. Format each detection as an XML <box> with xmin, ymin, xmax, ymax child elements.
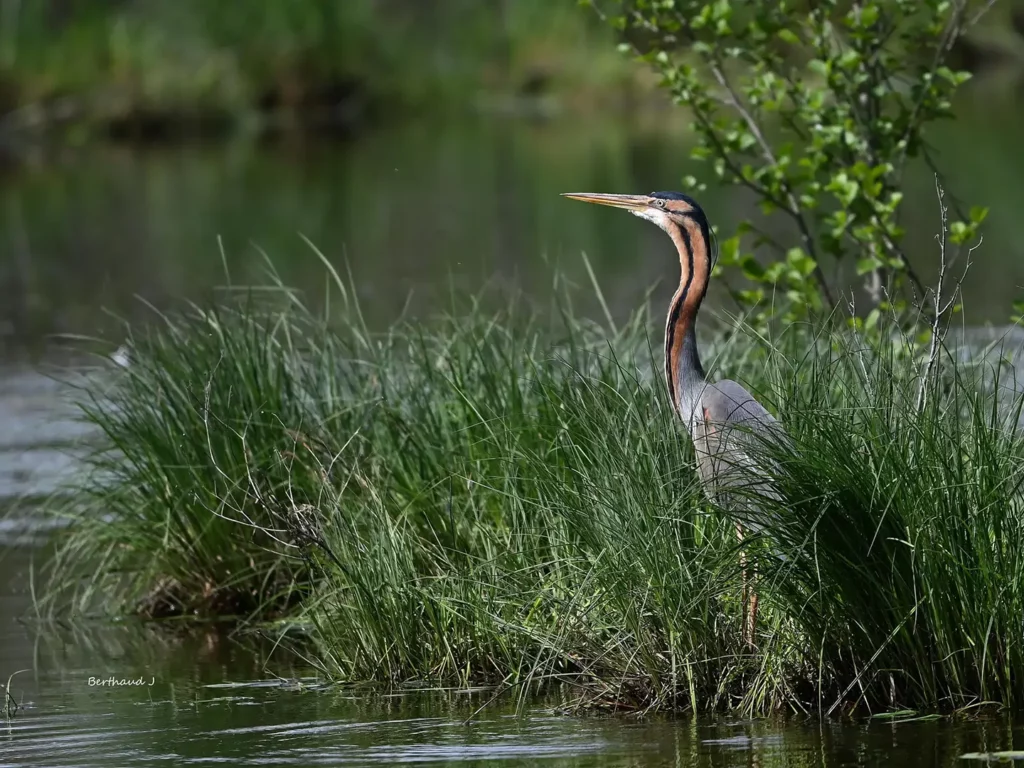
<box><xmin>298</xmin><ymin>299</ymin><xmax>751</xmax><ymax>711</ymax></box>
<box><xmin>750</xmin><ymin>329</ymin><xmax>1024</xmax><ymax>713</ymax></box>
<box><xmin>46</xmin><ymin>297</ymin><xmax>349</xmax><ymax>618</ymax></box>
<box><xmin>45</xmin><ymin>283</ymin><xmax>1024</xmax><ymax>714</ymax></box>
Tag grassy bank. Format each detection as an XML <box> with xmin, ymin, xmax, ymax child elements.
<box><xmin>0</xmin><ymin>0</ymin><xmax>645</xmax><ymax>140</ymax></box>
<box><xmin>46</xmin><ymin>282</ymin><xmax>1024</xmax><ymax>714</ymax></box>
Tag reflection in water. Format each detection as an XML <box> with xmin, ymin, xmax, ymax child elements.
<box><xmin>2</xmin><ymin>101</ymin><xmax>1024</xmax><ymax>367</ymax></box>
<box><xmin>1</xmin><ymin>548</ymin><xmax>1023</xmax><ymax>766</ymax></box>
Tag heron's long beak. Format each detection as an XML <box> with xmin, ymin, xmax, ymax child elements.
<box><xmin>561</xmin><ymin>192</ymin><xmax>649</xmax><ymax>211</ymax></box>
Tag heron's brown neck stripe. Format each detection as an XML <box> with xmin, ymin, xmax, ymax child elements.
<box><xmin>664</xmin><ymin>227</ymin><xmax>693</xmax><ymax>412</ymax></box>
<box><xmin>664</xmin><ymin>214</ymin><xmax>709</xmax><ymax>414</ymax></box>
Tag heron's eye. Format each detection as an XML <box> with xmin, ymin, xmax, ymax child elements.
<box><xmin>654</xmin><ymin>199</ymin><xmax>666</xmax><ymax>209</ymax></box>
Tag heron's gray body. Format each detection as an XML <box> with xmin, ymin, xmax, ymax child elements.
<box><xmin>700</xmin><ymin>379</ymin><xmax>778</xmax><ymax>436</ymax></box>
<box><xmin>691</xmin><ymin>379</ymin><xmax>783</xmax><ymax>535</ymax></box>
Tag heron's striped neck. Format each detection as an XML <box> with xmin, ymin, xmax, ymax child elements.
<box><xmin>664</xmin><ymin>216</ymin><xmax>710</xmax><ymax>426</ymax></box>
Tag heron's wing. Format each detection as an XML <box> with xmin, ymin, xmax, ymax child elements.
<box><xmin>698</xmin><ymin>379</ymin><xmax>786</xmax><ymax>533</ymax></box>
<box><xmin>704</xmin><ymin>379</ymin><xmax>778</xmax><ymax>430</ymax></box>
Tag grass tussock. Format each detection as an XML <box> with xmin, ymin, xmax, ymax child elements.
<box><xmin>45</xmin><ymin>282</ymin><xmax>1024</xmax><ymax>715</ymax></box>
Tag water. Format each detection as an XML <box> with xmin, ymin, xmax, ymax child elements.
<box><xmin>2</xmin><ymin>544</ymin><xmax>1024</xmax><ymax>767</ymax></box>
<box><xmin>3</xmin><ymin>88</ymin><xmax>1024</xmax><ymax>364</ymax></box>
<box><xmin>3</xmin><ymin>88</ymin><xmax>1024</xmax><ymax>764</ymax></box>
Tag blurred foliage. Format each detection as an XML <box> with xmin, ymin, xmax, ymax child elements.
<box><xmin>0</xmin><ymin>0</ymin><xmax>640</xmax><ymax>135</ymax></box>
<box><xmin>588</xmin><ymin>0</ymin><xmax>996</xmax><ymax>328</ymax></box>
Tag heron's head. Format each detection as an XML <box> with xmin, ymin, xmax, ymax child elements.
<box><xmin>561</xmin><ymin>191</ymin><xmax>708</xmax><ymax>236</ymax></box>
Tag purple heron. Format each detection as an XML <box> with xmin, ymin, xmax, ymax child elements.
<box><xmin>563</xmin><ymin>191</ymin><xmax>781</xmax><ymax>645</ymax></box>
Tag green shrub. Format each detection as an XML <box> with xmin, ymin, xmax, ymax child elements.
<box><xmin>588</xmin><ymin>0</ymin><xmax>992</xmax><ymax>326</ymax></box>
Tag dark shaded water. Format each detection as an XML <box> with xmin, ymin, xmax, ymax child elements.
<box><xmin>2</xmin><ymin>542</ymin><xmax>1024</xmax><ymax>766</ymax></box>
<box><xmin>3</xmin><ymin>87</ymin><xmax>1024</xmax><ymax>765</ymax></box>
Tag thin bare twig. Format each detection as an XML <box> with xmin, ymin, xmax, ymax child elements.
<box><xmin>917</xmin><ymin>177</ymin><xmax>977</xmax><ymax>413</ymax></box>
<box><xmin>917</xmin><ymin>178</ymin><xmax>949</xmax><ymax>413</ymax></box>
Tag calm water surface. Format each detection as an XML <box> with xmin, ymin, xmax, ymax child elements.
<box><xmin>3</xmin><ymin>83</ymin><xmax>1024</xmax><ymax>364</ymax></box>
<box><xmin>2</xmin><ymin>542</ymin><xmax>1024</xmax><ymax>766</ymax></box>
<box><xmin>3</xmin><ymin>84</ymin><xmax>1024</xmax><ymax>765</ymax></box>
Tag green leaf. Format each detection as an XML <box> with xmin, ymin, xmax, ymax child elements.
<box><xmin>807</xmin><ymin>59</ymin><xmax>829</xmax><ymax>77</ymax></box>
<box><xmin>1013</xmin><ymin>299</ymin><xmax>1024</xmax><ymax>323</ymax></box>
<box><xmin>856</xmin><ymin>257</ymin><xmax>882</xmax><ymax>276</ymax></box>
<box><xmin>718</xmin><ymin>235</ymin><xmax>742</xmax><ymax>264</ymax></box>
<box><xmin>785</xmin><ymin>248</ymin><xmax>818</xmax><ymax>278</ymax></box>
<box><xmin>860</xmin><ymin>4</ymin><xmax>880</xmax><ymax>26</ymax></box>
<box><xmin>741</xmin><ymin>256</ymin><xmax>765</xmax><ymax>280</ymax></box>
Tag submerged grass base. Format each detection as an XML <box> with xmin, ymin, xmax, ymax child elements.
<box><xmin>45</xmin><ymin>286</ymin><xmax>1024</xmax><ymax>715</ymax></box>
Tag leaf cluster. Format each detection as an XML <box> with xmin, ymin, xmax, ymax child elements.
<box><xmin>587</xmin><ymin>0</ymin><xmax>991</xmax><ymax>326</ymax></box>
